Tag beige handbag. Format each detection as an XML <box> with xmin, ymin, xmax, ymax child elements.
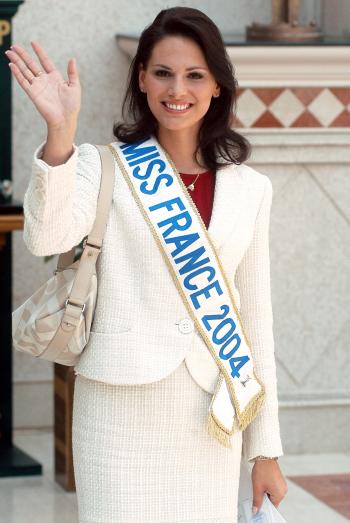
<box><xmin>12</xmin><ymin>144</ymin><xmax>115</xmax><ymax>366</ymax></box>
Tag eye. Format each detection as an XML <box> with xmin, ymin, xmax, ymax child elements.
<box><xmin>155</xmin><ymin>70</ymin><xmax>170</xmax><ymax>77</ymax></box>
<box><xmin>188</xmin><ymin>72</ymin><xmax>203</xmax><ymax>79</ymax></box>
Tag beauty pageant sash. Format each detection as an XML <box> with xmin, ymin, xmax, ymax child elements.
<box><xmin>107</xmin><ymin>135</ymin><xmax>266</xmax><ymax>448</ymax></box>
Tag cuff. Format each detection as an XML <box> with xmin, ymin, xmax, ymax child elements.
<box><xmin>34</xmin><ymin>141</ymin><xmax>78</xmax><ymax>171</ymax></box>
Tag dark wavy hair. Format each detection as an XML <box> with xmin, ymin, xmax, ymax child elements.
<box><xmin>113</xmin><ymin>6</ymin><xmax>251</xmax><ymax>172</ymax></box>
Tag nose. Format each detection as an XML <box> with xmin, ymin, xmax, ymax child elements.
<box><xmin>167</xmin><ymin>76</ymin><xmax>187</xmax><ymax>98</ymax></box>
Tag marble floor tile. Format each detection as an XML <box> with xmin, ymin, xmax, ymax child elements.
<box><xmin>277</xmin><ymin>479</ymin><xmax>350</xmax><ymax>523</ymax></box>
<box><xmin>0</xmin><ymin>429</ymin><xmax>78</xmax><ymax>523</ymax></box>
<box><xmin>278</xmin><ymin>453</ymin><xmax>350</xmax><ymax>476</ymax></box>
<box><xmin>287</xmin><ymin>474</ymin><xmax>350</xmax><ymax>519</ymax></box>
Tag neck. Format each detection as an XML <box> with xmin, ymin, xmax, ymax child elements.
<box><xmin>155</xmin><ymin>127</ymin><xmax>206</xmax><ymax>174</ymax></box>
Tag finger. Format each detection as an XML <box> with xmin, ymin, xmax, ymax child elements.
<box><xmin>67</xmin><ymin>58</ymin><xmax>79</xmax><ymax>86</ymax></box>
<box><xmin>5</xmin><ymin>49</ymin><xmax>38</xmax><ymax>84</ymax></box>
<box><xmin>9</xmin><ymin>43</ymin><xmax>47</xmax><ymax>78</ymax></box>
<box><xmin>7</xmin><ymin>62</ymin><xmax>32</xmax><ymax>95</ymax></box>
<box><xmin>252</xmin><ymin>488</ymin><xmax>265</xmax><ymax>515</ymax></box>
<box><xmin>30</xmin><ymin>40</ymin><xmax>57</xmax><ymax>74</ymax></box>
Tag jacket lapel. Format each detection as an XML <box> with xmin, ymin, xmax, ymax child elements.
<box><xmin>207</xmin><ymin>162</ymin><xmax>246</xmax><ymax>252</ymax></box>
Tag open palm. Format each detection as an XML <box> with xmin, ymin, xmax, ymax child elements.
<box><xmin>5</xmin><ymin>40</ymin><xmax>81</xmax><ymax>129</ymax></box>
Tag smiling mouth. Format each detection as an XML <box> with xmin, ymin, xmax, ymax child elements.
<box><xmin>161</xmin><ymin>102</ymin><xmax>193</xmax><ymax>113</ymax></box>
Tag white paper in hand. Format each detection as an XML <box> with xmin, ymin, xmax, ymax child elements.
<box><xmin>237</xmin><ymin>460</ymin><xmax>287</xmax><ymax>523</ymax></box>
<box><xmin>238</xmin><ymin>493</ymin><xmax>287</xmax><ymax>523</ymax></box>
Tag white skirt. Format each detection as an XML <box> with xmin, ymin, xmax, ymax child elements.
<box><xmin>72</xmin><ymin>359</ymin><xmax>243</xmax><ymax>523</ymax></box>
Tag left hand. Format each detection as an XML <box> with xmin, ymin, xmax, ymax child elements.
<box><xmin>251</xmin><ymin>459</ymin><xmax>288</xmax><ymax>514</ymax></box>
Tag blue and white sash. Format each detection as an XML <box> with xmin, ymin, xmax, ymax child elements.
<box><xmin>108</xmin><ymin>135</ymin><xmax>265</xmax><ymax>448</ymax></box>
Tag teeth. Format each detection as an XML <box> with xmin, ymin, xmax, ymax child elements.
<box><xmin>165</xmin><ymin>103</ymin><xmax>190</xmax><ymax>111</ymax></box>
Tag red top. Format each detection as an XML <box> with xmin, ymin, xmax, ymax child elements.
<box><xmin>179</xmin><ymin>170</ymin><xmax>216</xmax><ymax>229</ymax></box>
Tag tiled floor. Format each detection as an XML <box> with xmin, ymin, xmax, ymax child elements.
<box><xmin>288</xmin><ymin>474</ymin><xmax>350</xmax><ymax>519</ymax></box>
<box><xmin>0</xmin><ymin>428</ymin><xmax>349</xmax><ymax>523</ymax></box>
<box><xmin>279</xmin><ymin>454</ymin><xmax>350</xmax><ymax>523</ymax></box>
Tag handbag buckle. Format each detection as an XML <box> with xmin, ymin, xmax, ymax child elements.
<box><xmin>65</xmin><ymin>298</ymin><xmax>86</xmax><ymax>313</ymax></box>
<box><xmin>83</xmin><ymin>238</ymin><xmax>102</xmax><ymax>250</ymax></box>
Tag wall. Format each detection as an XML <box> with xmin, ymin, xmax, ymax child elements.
<box><xmin>322</xmin><ymin>0</ymin><xmax>350</xmax><ymax>37</ymax></box>
<box><xmin>246</xmin><ymin>136</ymin><xmax>350</xmax><ymax>453</ymax></box>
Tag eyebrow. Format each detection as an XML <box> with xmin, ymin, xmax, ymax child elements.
<box><xmin>152</xmin><ymin>64</ymin><xmax>208</xmax><ymax>71</ymax></box>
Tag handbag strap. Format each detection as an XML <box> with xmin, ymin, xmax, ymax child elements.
<box><xmin>41</xmin><ymin>145</ymin><xmax>116</xmax><ymax>363</ymax></box>
<box><xmin>56</xmin><ymin>144</ymin><xmax>115</xmax><ymax>271</ymax></box>
<box><xmin>57</xmin><ymin>144</ymin><xmax>115</xmax><ymax>320</ymax></box>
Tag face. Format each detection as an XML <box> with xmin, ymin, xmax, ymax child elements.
<box><xmin>138</xmin><ymin>35</ymin><xmax>220</xmax><ymax>135</ymax></box>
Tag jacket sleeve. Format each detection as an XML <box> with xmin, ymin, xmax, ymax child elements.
<box><xmin>23</xmin><ymin>141</ymin><xmax>102</xmax><ymax>256</ymax></box>
<box><xmin>234</xmin><ymin>175</ymin><xmax>284</xmax><ymax>462</ymax></box>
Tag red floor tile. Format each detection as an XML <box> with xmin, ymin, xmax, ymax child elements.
<box><xmin>287</xmin><ymin>473</ymin><xmax>350</xmax><ymax>519</ymax></box>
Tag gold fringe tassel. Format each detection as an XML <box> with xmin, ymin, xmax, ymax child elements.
<box><xmin>237</xmin><ymin>388</ymin><xmax>266</xmax><ymax>432</ymax></box>
<box><xmin>207</xmin><ymin>411</ymin><xmax>233</xmax><ymax>448</ymax></box>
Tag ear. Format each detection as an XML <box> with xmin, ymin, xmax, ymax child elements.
<box><xmin>138</xmin><ymin>63</ymin><xmax>145</xmax><ymax>92</ymax></box>
<box><xmin>214</xmin><ymin>83</ymin><xmax>221</xmax><ymax>97</ymax></box>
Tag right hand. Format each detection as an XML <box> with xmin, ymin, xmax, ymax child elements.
<box><xmin>5</xmin><ymin>40</ymin><xmax>81</xmax><ymax>131</ymax></box>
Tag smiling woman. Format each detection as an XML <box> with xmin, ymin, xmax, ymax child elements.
<box><xmin>138</xmin><ymin>34</ymin><xmax>218</xmax><ymax>149</ymax></box>
<box><xmin>113</xmin><ymin>7</ymin><xmax>251</xmax><ymax>175</ymax></box>
<box><xmin>7</xmin><ymin>4</ymin><xmax>287</xmax><ymax>522</ymax></box>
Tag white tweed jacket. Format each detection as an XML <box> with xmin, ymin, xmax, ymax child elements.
<box><xmin>23</xmin><ymin>138</ymin><xmax>283</xmax><ymax>461</ymax></box>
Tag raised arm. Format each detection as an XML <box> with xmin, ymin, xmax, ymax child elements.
<box><xmin>4</xmin><ymin>41</ymin><xmax>102</xmax><ymax>255</ymax></box>
<box><xmin>23</xmin><ymin>141</ymin><xmax>102</xmax><ymax>256</ymax></box>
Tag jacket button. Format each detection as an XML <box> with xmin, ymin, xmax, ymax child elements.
<box><xmin>178</xmin><ymin>318</ymin><xmax>194</xmax><ymax>334</ymax></box>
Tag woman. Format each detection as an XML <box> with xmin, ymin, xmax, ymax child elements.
<box><xmin>5</xmin><ymin>6</ymin><xmax>287</xmax><ymax>522</ymax></box>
